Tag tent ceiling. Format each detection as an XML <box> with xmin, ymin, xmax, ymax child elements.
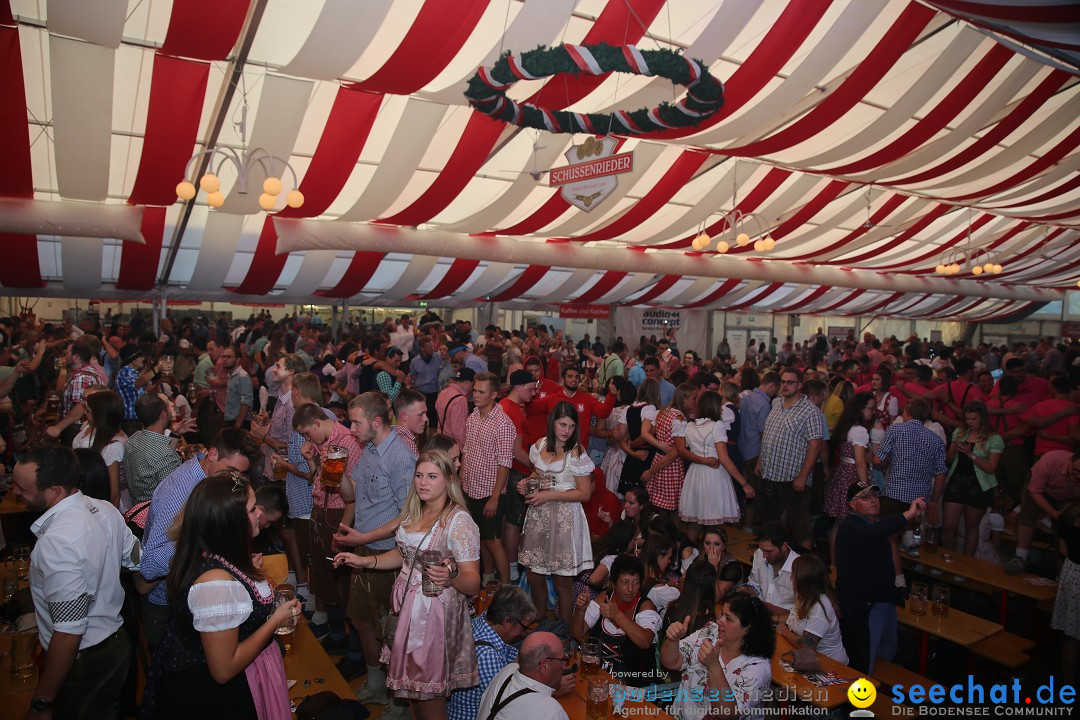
<box><xmin>1</xmin><ymin>0</ymin><xmax>1079</xmax><ymax>321</ymax></box>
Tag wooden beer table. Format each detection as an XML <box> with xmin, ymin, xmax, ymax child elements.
<box><xmin>896</xmin><ymin>597</ymin><xmax>1003</xmax><ymax>674</ymax></box>
<box><xmin>285</xmin><ymin>621</ymin><xmax>355</xmax><ymax>709</ymax></box>
<box><xmin>901</xmin><ymin>548</ymin><xmax>1057</xmax><ymax>623</ymax></box>
<box><xmin>557</xmin><ymin>668</ymin><xmax>675</xmax><ymax>720</ymax></box>
<box><xmin>770</xmin><ymin>635</ymin><xmax>877</xmax><ymax>710</ymax></box>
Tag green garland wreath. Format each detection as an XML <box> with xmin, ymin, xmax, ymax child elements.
<box><xmin>464</xmin><ymin>43</ymin><xmax>723</xmax><ymax>135</ymax></box>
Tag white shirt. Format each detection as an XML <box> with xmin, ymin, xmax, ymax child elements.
<box><xmin>747</xmin><ymin>548</ymin><xmax>796</xmax><ymax>611</ymax></box>
<box><xmin>476</xmin><ymin>663</ymin><xmax>568</xmax><ymax>720</ymax></box>
<box><xmin>30</xmin><ymin>492</ymin><xmax>140</xmax><ymax>649</ymax></box>
<box><xmin>785</xmin><ymin>595</ymin><xmax>848</xmax><ymax>663</ymax></box>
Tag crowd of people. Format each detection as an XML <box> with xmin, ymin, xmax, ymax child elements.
<box><xmin>1</xmin><ymin>307</ymin><xmax>1078</xmax><ymax>719</ymax></box>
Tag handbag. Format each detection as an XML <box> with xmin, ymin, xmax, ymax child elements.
<box><xmin>781</xmin><ymin>647</ymin><xmax>820</xmax><ymax>674</ymax></box>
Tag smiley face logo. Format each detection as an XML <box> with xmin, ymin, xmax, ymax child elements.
<box><xmin>848</xmin><ymin>678</ymin><xmax>876</xmax><ymax>709</ymax></box>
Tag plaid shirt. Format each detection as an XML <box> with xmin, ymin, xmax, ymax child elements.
<box><xmin>878</xmin><ymin>419</ymin><xmax>947</xmax><ymax>503</ymax></box>
<box><xmin>114</xmin><ymin>365</ymin><xmax>145</xmax><ymax>420</ymax></box>
<box><xmin>396</xmin><ymin>425</ymin><xmax>418</xmax><ymax>455</ymax></box>
<box><xmin>141</xmin><ymin>457</ymin><xmax>206</xmax><ymax>605</ymax></box>
<box><xmin>760</xmin><ymin>395</ymin><xmax>826</xmax><ymax>483</ymax></box>
<box><xmin>123</xmin><ymin>429</ymin><xmax>182</xmax><ymax>505</ymax></box>
<box><xmin>311</xmin><ymin>421</ymin><xmax>363</xmax><ymax>510</ymax></box>
<box><xmin>463</xmin><ymin>404</ymin><xmax>515</xmax><ymax>500</ymax></box>
<box><xmin>60</xmin><ymin>365</ymin><xmax>99</xmax><ymax>417</ymax></box>
<box><xmin>352</xmin><ymin>429</ymin><xmax>416</xmax><ymax>551</ymax></box>
<box><xmin>435</xmin><ymin>383</ymin><xmax>470</xmax><ymax>449</ymax></box>
<box><xmin>447</xmin><ymin>613</ymin><xmax>519</xmax><ymax>720</ymax></box>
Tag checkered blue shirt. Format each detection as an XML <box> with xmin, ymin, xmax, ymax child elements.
<box><xmin>114</xmin><ymin>365</ymin><xmax>145</xmax><ymax>420</ymax></box>
<box><xmin>141</xmin><ymin>457</ymin><xmax>207</xmax><ymax>606</ymax></box>
<box><xmin>878</xmin><ymin>419</ymin><xmax>947</xmax><ymax>503</ymax></box>
<box><xmin>286</xmin><ymin>428</ymin><xmax>314</xmax><ymax>519</ymax></box>
<box><xmin>447</xmin><ymin>613</ymin><xmax>518</xmax><ymax>720</ymax></box>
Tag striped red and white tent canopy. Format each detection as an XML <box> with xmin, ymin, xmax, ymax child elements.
<box><xmin>2</xmin><ymin>0</ymin><xmax>1079</xmax><ymax>320</ymax></box>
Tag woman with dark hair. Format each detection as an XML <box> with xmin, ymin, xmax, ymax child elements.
<box><xmin>661</xmin><ymin>593</ymin><xmax>774</xmax><ymax>718</ymax></box>
<box><xmin>662</xmin><ymin>558</ymin><xmax>717</xmax><ymax>641</ymax></box>
<box><xmin>149</xmin><ymin>473</ymin><xmax>297</xmax><ymax>719</ymax></box>
<box><xmin>618</xmin><ymin>378</ymin><xmax>661</xmax><ymax>493</ymax></box>
<box><xmin>75</xmin><ymin>447</ymin><xmax>112</xmax><ymax>503</ymax></box>
<box><xmin>595</xmin><ymin>376</ymin><xmax>634</xmax><ymax>494</ymax></box>
<box><xmin>518</xmin><ymin>401</ymin><xmax>595</xmax><ymax>621</ymax></box>
<box><xmin>825</xmin><ymin>392</ymin><xmax>875</xmax><ymax>520</ymax></box>
<box><xmin>576</xmin><ymin>519</ymin><xmax>637</xmax><ymax>600</ymax></box>
<box><xmin>775</xmin><ymin>554</ymin><xmax>847</xmax><ymax>663</ymax></box>
<box><xmin>424</xmin><ymin>433</ymin><xmax>462</xmax><ymax>477</ymax></box>
<box><xmin>676</xmin><ymin>391</ymin><xmax>747</xmax><ymax>542</ymax></box>
<box><xmin>73</xmin><ymin>388</ymin><xmax>127</xmax><ymax>507</ymax></box>
<box><xmin>621</xmin><ymin>486</ymin><xmax>653</xmax><ymax>553</ymax></box>
<box><xmin>942</xmin><ymin>401</ymin><xmax>1003</xmax><ymax>554</ymax></box>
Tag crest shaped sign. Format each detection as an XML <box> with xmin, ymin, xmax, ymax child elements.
<box><xmin>549</xmin><ymin>136</ymin><xmax>634</xmax><ymax>213</ymax></box>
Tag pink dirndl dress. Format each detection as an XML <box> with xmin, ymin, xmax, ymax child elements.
<box><xmin>381</xmin><ymin>507</ymin><xmax>480</xmax><ymax>699</ymax></box>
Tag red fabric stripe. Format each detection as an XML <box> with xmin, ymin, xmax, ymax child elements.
<box><xmin>648</xmin><ymin>168</ymin><xmax>792</xmax><ymax>250</ymax></box>
<box><xmin>116</xmin><ymin>207</ymin><xmax>166</xmax><ymax>291</ymax></box>
<box><xmin>235</xmin><ymin>88</ymin><xmax>382</xmax><ymax>296</ymax></box>
<box><xmin>721</xmin><ymin>282</ymin><xmax>785</xmax><ymax>311</ymax></box>
<box><xmin>420</xmin><ymin>258</ymin><xmax>482</xmax><ymax>300</ymax></box>
<box><xmin>866</xmin><ymin>213</ymin><xmax>995</xmax><ymax>271</ymax></box>
<box><xmin>128</xmin><ymin>55</ymin><xmax>210</xmax><ymax>206</ymax></box>
<box><xmin>785</xmin><ymin>194</ymin><xmax>909</xmax><ymax>261</ymax></box>
<box><xmin>728</xmin><ymin>179</ymin><xmax>849</xmax><ymax>255</ymax></box>
<box><xmin>0</xmin><ymin>234</ymin><xmax>43</xmax><ymax>288</ymax></box>
<box><xmin>948</xmin><ymin>123</ymin><xmax>1080</xmax><ymax>202</ymax></box>
<box><xmin>927</xmin><ymin>0</ymin><xmax>1080</xmax><ymax>24</ymax></box>
<box><xmin>0</xmin><ymin>26</ymin><xmax>32</xmax><ymax>198</ymax></box>
<box><xmin>0</xmin><ymin>3</ymin><xmax>13</xmax><ymax>24</ymax></box>
<box><xmin>969</xmin><ymin>301</ymin><xmax>1039</xmax><ymax>323</ymax></box>
<box><xmin>159</xmin><ymin>0</ymin><xmax>250</xmax><ymax>61</ymax></box>
<box><xmin>377</xmin><ymin>0</ymin><xmax>664</xmax><ymax>228</ymax></box>
<box><xmin>490</xmin><ymin>265</ymin><xmax>551</xmax><ymax>302</ymax></box>
<box><xmin>350</xmin><ymin>0</ymin><xmax>490</xmax><ymax>94</ymax></box>
<box><xmin>826</xmin><ymin>204</ymin><xmax>952</xmax><ymax>265</ymax></box>
<box><xmin>889</xmin><ymin>294</ymin><xmax>935</xmax><ymax>316</ymax></box>
<box><xmin>889</xmin><ymin>70</ymin><xmax>1069</xmax><ymax>186</ymax></box>
<box><xmin>317</xmin><ymin>251</ymin><xmax>386</xmax><ymax>298</ymax></box>
<box><xmin>528</xmin><ymin>0</ymin><xmax>666</xmax><ymax>109</ymax></box>
<box><xmin>810</xmin><ymin>287</ymin><xmax>868</xmax><ymax>315</ymax></box>
<box><xmin>768</xmin><ymin>285</ymin><xmax>833</xmax><ymax>314</ymax></box>
<box><xmin>568</xmin><ymin>152</ymin><xmax>710</xmax><ymax>242</ymax></box>
<box><xmin>997</xmin><ymin>170</ymin><xmax>1080</xmax><ymax>210</ymax></box>
<box><xmin>851</xmin><ymin>291</ymin><xmax>906</xmax><ymax>316</ymax></box>
<box><xmin>725</xmin><ymin>3</ymin><xmax>936</xmax><ymax>157</ymax></box>
<box><xmin>822</xmin><ymin>44</ymin><xmax>1013</xmax><ymax>175</ymax></box>
<box><xmin>910</xmin><ymin>221</ymin><xmax>1032</xmax><ymax>277</ymax></box>
<box><xmin>989</xmin><ymin>227</ymin><xmax>1071</xmax><ymax>279</ymax></box>
<box><xmin>642</xmin><ymin>0</ymin><xmax>831</xmax><ymax>141</ymax></box>
<box><xmin>910</xmin><ymin>295</ymin><xmax>969</xmax><ymax>318</ymax></box>
<box><xmin>573</xmin><ymin>271</ymin><xmax>628</xmax><ymax>304</ymax></box>
<box><xmin>496</xmin><ymin>193</ymin><xmax>571</xmax><ymax>235</ymax></box>
<box><xmin>684</xmin><ymin>278</ymin><xmax>742</xmax><ymax>309</ymax></box>
<box><xmin>633</xmin><ymin>275</ymin><xmax>682</xmax><ymax>305</ymax></box>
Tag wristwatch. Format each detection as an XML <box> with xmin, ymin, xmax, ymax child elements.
<box><xmin>31</xmin><ymin>698</ymin><xmax>53</xmax><ymax>713</ymax></box>
<box><xmin>448</xmin><ymin>561</ymin><xmax>459</xmax><ymax>580</ymax></box>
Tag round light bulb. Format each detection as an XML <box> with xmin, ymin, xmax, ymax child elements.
<box><xmin>715</xmin><ymin>240</ymin><xmax>729</xmax><ymax>254</ymax></box>
<box><xmin>176</xmin><ymin>180</ymin><xmax>196</xmax><ymax>201</ymax></box>
<box><xmin>263</xmin><ymin>177</ymin><xmax>283</xmax><ymax>196</ymax></box>
<box><xmin>763</xmin><ymin>237</ymin><xmax>776</xmax><ymax>251</ymax></box>
<box><xmin>950</xmin><ymin>263</ymin><xmax>960</xmax><ymax>274</ymax></box>
<box><xmin>200</xmin><ymin>174</ymin><xmax>220</xmax><ymax>193</ymax></box>
<box><xmin>736</xmin><ymin>232</ymin><xmax>750</xmax><ymax>246</ymax></box>
<box><xmin>754</xmin><ymin>240</ymin><xmax>765</xmax><ymax>252</ymax></box>
<box><xmin>993</xmin><ymin>264</ymin><xmax>1002</xmax><ymax>274</ymax></box>
<box><xmin>206</xmin><ymin>191</ymin><xmax>226</xmax><ymax>209</ymax></box>
<box><xmin>286</xmin><ymin>189</ymin><xmax>305</xmax><ymax>209</ymax></box>
<box><xmin>972</xmin><ymin>265</ymin><xmax>983</xmax><ymax>275</ymax></box>
<box><xmin>982</xmin><ymin>262</ymin><xmax>993</xmax><ymax>273</ymax></box>
<box><xmin>258</xmin><ymin>193</ymin><xmax>277</xmax><ymax>211</ymax></box>
<box><xmin>935</xmin><ymin>264</ymin><xmax>946</xmax><ymax>274</ymax></box>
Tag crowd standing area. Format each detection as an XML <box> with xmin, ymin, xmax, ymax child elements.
<box><xmin>0</xmin><ymin>308</ymin><xmax>1077</xmax><ymax>720</ymax></box>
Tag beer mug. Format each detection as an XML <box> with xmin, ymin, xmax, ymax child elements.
<box><xmin>160</xmin><ymin>355</ymin><xmax>175</xmax><ymax>376</ymax></box>
<box><xmin>932</xmin><ymin>584</ymin><xmax>950</xmax><ymax>618</ymax></box>
<box><xmin>420</xmin><ymin>551</ymin><xmax>444</xmax><ymax>597</ymax></box>
<box><xmin>12</xmin><ymin>628</ymin><xmax>37</xmax><ymax>680</ymax></box>
<box><xmin>274</xmin><ymin>584</ymin><xmax>297</xmax><ymax>652</ymax></box>
<box><xmin>581</xmin><ymin>638</ymin><xmax>601</xmax><ymax>680</ymax></box>
<box><xmin>910</xmin><ymin>582</ymin><xmax>928</xmax><ymax>617</ymax></box>
<box><xmin>272</xmin><ymin>448</ymin><xmax>289</xmax><ymax>481</ymax></box>
<box><xmin>586</xmin><ymin>678</ymin><xmax>608</xmax><ymax>720</ymax></box>
<box><xmin>322</xmin><ymin>446</ymin><xmax>347</xmax><ymax>489</ymax></box>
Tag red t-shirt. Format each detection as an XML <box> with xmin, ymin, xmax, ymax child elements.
<box><xmin>991</xmin><ymin>375</ymin><xmax>1051</xmax><ymax>409</ymax></box>
<box><xmin>986</xmin><ymin>397</ymin><xmax>1025</xmax><ymax>446</ymax></box>
<box><xmin>531</xmin><ymin>388</ymin><xmax>615</xmax><ymax>447</ymax></box>
<box><xmin>583</xmin><ymin>468</ymin><xmax>621</xmax><ymax>539</ymax></box>
<box><xmin>524</xmin><ymin>378</ymin><xmax>564</xmax><ymax>447</ymax></box>
<box><xmin>498</xmin><ymin>397</ymin><xmax>531</xmax><ymax>475</ymax></box>
<box><xmin>1022</xmin><ymin>399</ymin><xmax>1079</xmax><ymax>456</ymax></box>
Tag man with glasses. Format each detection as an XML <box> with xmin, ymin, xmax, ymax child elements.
<box><xmin>757</xmin><ymin>370</ymin><xmax>825</xmax><ymax>550</ymax></box>
<box><xmin>448</xmin><ymin>587</ymin><xmax>537</xmax><ymax>720</ymax></box>
<box><xmin>477</xmin><ymin>631</ymin><xmax>572</xmax><ymax>720</ymax></box>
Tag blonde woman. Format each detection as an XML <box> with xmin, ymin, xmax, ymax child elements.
<box><xmin>334</xmin><ymin>450</ymin><xmax>480</xmax><ymax>720</ymax></box>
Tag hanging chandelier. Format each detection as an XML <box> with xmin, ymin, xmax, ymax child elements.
<box><xmin>935</xmin><ymin>211</ymin><xmax>1002</xmax><ymax>276</ymax></box>
<box><xmin>175</xmin><ymin>94</ymin><xmax>303</xmax><ymax>212</ymax></box>
<box><xmin>690</xmin><ymin>162</ymin><xmax>774</xmax><ymax>253</ymax></box>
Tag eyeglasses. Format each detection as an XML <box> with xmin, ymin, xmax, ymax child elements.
<box><xmin>540</xmin><ymin>653</ymin><xmax>570</xmax><ymax>665</ymax></box>
<box><xmin>515</xmin><ymin>619</ymin><xmax>532</xmax><ymax>634</ymax></box>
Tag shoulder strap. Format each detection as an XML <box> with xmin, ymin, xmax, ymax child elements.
<box><xmin>484</xmin><ymin>674</ymin><xmax>537</xmax><ymax>720</ymax></box>
<box><xmin>438</xmin><ymin>392</ymin><xmax>465</xmax><ymax>433</ymax></box>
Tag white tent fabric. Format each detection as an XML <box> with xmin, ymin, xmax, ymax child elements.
<box><xmin>1</xmin><ymin>0</ymin><xmax>1078</xmax><ymax>322</ymax></box>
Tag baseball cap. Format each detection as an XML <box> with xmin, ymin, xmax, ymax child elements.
<box><xmin>847</xmin><ymin>483</ymin><xmax>879</xmax><ymax>502</ymax></box>
<box><xmin>449</xmin><ymin>345</ymin><xmax>467</xmax><ymax>356</ymax></box>
<box><xmin>178</xmin><ymin>339</ymin><xmax>191</xmax><ymax>349</ymax></box>
<box><xmin>509</xmin><ymin>369</ymin><xmax>534</xmax><ymax>387</ymax></box>
<box><xmin>119</xmin><ymin>345</ymin><xmax>144</xmax><ymax>366</ymax></box>
<box><xmin>452</xmin><ymin>367</ymin><xmax>476</xmax><ymax>383</ymax></box>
